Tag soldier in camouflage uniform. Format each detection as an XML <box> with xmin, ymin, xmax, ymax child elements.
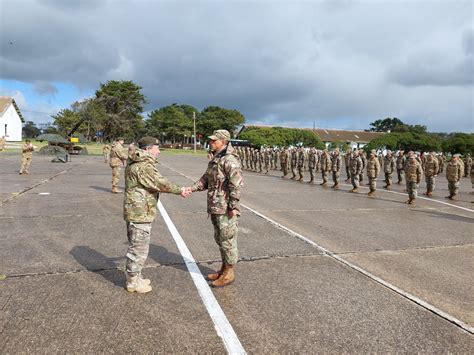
<box><xmin>437</xmin><ymin>153</ymin><xmax>445</xmax><ymax>174</ymax></box>
<box><xmin>464</xmin><ymin>154</ymin><xmax>472</xmax><ymax>177</ymax></box>
<box><xmin>0</xmin><ymin>135</ymin><xmax>5</xmax><ymax>151</ymax></box>
<box><xmin>307</xmin><ymin>148</ymin><xmax>317</xmax><ymax>183</ymax></box>
<box><xmin>280</xmin><ymin>147</ymin><xmax>289</xmax><ymax>178</ymax></box>
<box><xmin>383</xmin><ymin>150</ymin><xmax>396</xmax><ymax>189</ymax></box>
<box><xmin>244</xmin><ymin>147</ymin><xmax>250</xmax><ymax>170</ymax></box>
<box><xmin>349</xmin><ymin>150</ymin><xmax>363</xmax><ymax>192</ymax></box>
<box><xmin>19</xmin><ymin>139</ymin><xmax>34</xmax><ymax>174</ymax></box>
<box><xmin>445</xmin><ymin>154</ymin><xmax>464</xmax><ymax>200</ymax></box>
<box><xmin>273</xmin><ymin>148</ymin><xmax>279</xmax><ymax>170</ymax></box>
<box><xmin>248</xmin><ymin>148</ymin><xmax>254</xmax><ymax>171</ymax></box>
<box><xmin>359</xmin><ymin>150</ymin><xmax>367</xmax><ymax>183</ymax></box>
<box><xmin>297</xmin><ymin>146</ymin><xmax>306</xmax><ymax>181</ymax></box>
<box><xmin>404</xmin><ymin>153</ymin><xmax>423</xmax><ymax>205</ymax></box>
<box><xmin>396</xmin><ymin>150</ymin><xmax>406</xmax><ymax>184</ymax></box>
<box><xmin>320</xmin><ymin>150</ymin><xmax>331</xmax><ymax>185</ymax></box>
<box><xmin>344</xmin><ymin>150</ymin><xmax>352</xmax><ymax>181</ymax></box>
<box><xmin>191</xmin><ymin>130</ymin><xmax>243</xmax><ymax>288</ymax></box>
<box><xmin>123</xmin><ymin>136</ymin><xmax>187</xmax><ymax>293</ymax></box>
<box><xmin>102</xmin><ymin>143</ymin><xmax>111</xmax><ymax>163</ymax></box>
<box><xmin>109</xmin><ymin>138</ymin><xmax>128</xmax><ymax>193</ymax></box>
<box><xmin>366</xmin><ymin>150</ymin><xmax>381</xmax><ymax>196</ymax></box>
<box><xmin>422</xmin><ymin>152</ymin><xmax>439</xmax><ymax>197</ymax></box>
<box><xmin>263</xmin><ymin>148</ymin><xmax>270</xmax><ymax>174</ymax></box>
<box><xmin>290</xmin><ymin>147</ymin><xmax>298</xmax><ymax>179</ymax></box>
<box><xmin>331</xmin><ymin>149</ymin><xmax>342</xmax><ymax>188</ymax></box>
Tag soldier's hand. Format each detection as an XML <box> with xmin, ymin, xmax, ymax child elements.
<box><xmin>180</xmin><ymin>187</ymin><xmax>193</xmax><ymax>198</ymax></box>
<box><xmin>227</xmin><ymin>209</ymin><xmax>238</xmax><ymax>219</ymax></box>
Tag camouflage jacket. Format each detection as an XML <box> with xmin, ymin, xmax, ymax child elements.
<box><xmin>320</xmin><ymin>152</ymin><xmax>331</xmax><ymax>171</ymax></box>
<box><xmin>383</xmin><ymin>156</ymin><xmax>396</xmax><ymax>173</ymax></box>
<box><xmin>366</xmin><ymin>157</ymin><xmax>380</xmax><ymax>178</ymax></box>
<box><xmin>308</xmin><ymin>150</ymin><xmax>317</xmax><ymax>168</ymax></box>
<box><xmin>192</xmin><ymin>143</ymin><xmax>243</xmax><ymax>215</ymax></box>
<box><xmin>22</xmin><ymin>143</ymin><xmax>34</xmax><ymax>158</ymax></box>
<box><xmin>331</xmin><ymin>154</ymin><xmax>342</xmax><ymax>172</ymax></box>
<box><xmin>109</xmin><ymin>142</ymin><xmax>127</xmax><ymax>167</ymax></box>
<box><xmin>124</xmin><ymin>149</ymin><xmax>182</xmax><ymax>223</ymax></box>
<box><xmin>280</xmin><ymin>149</ymin><xmax>289</xmax><ymax>163</ymax></box>
<box><xmin>396</xmin><ymin>155</ymin><xmax>406</xmax><ymax>170</ymax></box>
<box><xmin>350</xmin><ymin>155</ymin><xmax>362</xmax><ymax>175</ymax></box>
<box><xmin>290</xmin><ymin>150</ymin><xmax>298</xmax><ymax>167</ymax></box>
<box><xmin>446</xmin><ymin>160</ymin><xmax>463</xmax><ymax>182</ymax></box>
<box><xmin>405</xmin><ymin>160</ymin><xmax>423</xmax><ymax>183</ymax></box>
<box><xmin>297</xmin><ymin>150</ymin><xmax>306</xmax><ymax>167</ymax></box>
<box><xmin>102</xmin><ymin>144</ymin><xmax>111</xmax><ymax>153</ymax></box>
<box><xmin>423</xmin><ymin>157</ymin><xmax>439</xmax><ymax>177</ymax></box>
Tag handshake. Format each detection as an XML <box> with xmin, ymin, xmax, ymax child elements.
<box><xmin>180</xmin><ymin>186</ymin><xmax>193</xmax><ymax>198</ymax></box>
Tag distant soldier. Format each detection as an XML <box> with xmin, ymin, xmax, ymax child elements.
<box><xmin>422</xmin><ymin>152</ymin><xmax>439</xmax><ymax>197</ymax></box>
<box><xmin>396</xmin><ymin>150</ymin><xmax>406</xmax><ymax>184</ymax></box>
<box><xmin>349</xmin><ymin>150</ymin><xmax>363</xmax><ymax>192</ymax></box>
<box><xmin>244</xmin><ymin>147</ymin><xmax>251</xmax><ymax>170</ymax></box>
<box><xmin>263</xmin><ymin>148</ymin><xmax>270</xmax><ymax>174</ymax></box>
<box><xmin>331</xmin><ymin>149</ymin><xmax>342</xmax><ymax>188</ymax></box>
<box><xmin>383</xmin><ymin>150</ymin><xmax>396</xmax><ymax>189</ymax></box>
<box><xmin>359</xmin><ymin>150</ymin><xmax>367</xmax><ymax>183</ymax></box>
<box><xmin>344</xmin><ymin>150</ymin><xmax>352</xmax><ymax>181</ymax></box>
<box><xmin>297</xmin><ymin>147</ymin><xmax>306</xmax><ymax>181</ymax></box>
<box><xmin>109</xmin><ymin>137</ymin><xmax>128</xmax><ymax>193</ymax></box>
<box><xmin>366</xmin><ymin>150</ymin><xmax>381</xmax><ymax>196</ymax></box>
<box><xmin>280</xmin><ymin>147</ymin><xmax>289</xmax><ymax>178</ymax></box>
<box><xmin>404</xmin><ymin>153</ymin><xmax>423</xmax><ymax>205</ymax></box>
<box><xmin>102</xmin><ymin>143</ymin><xmax>111</xmax><ymax>163</ymax></box>
<box><xmin>320</xmin><ymin>150</ymin><xmax>331</xmax><ymax>185</ymax></box>
<box><xmin>470</xmin><ymin>163</ymin><xmax>474</xmax><ymax>195</ymax></box>
<box><xmin>19</xmin><ymin>139</ymin><xmax>34</xmax><ymax>174</ymax></box>
<box><xmin>307</xmin><ymin>148</ymin><xmax>317</xmax><ymax>183</ymax></box>
<box><xmin>273</xmin><ymin>148</ymin><xmax>279</xmax><ymax>170</ymax></box>
<box><xmin>445</xmin><ymin>154</ymin><xmax>464</xmax><ymax>200</ymax></box>
<box><xmin>256</xmin><ymin>148</ymin><xmax>263</xmax><ymax>173</ymax></box>
<box><xmin>437</xmin><ymin>153</ymin><xmax>445</xmax><ymax>173</ymax></box>
<box><xmin>290</xmin><ymin>148</ymin><xmax>298</xmax><ymax>179</ymax></box>
<box><xmin>464</xmin><ymin>153</ymin><xmax>472</xmax><ymax>177</ymax></box>
<box><xmin>0</xmin><ymin>135</ymin><xmax>5</xmax><ymax>151</ymax></box>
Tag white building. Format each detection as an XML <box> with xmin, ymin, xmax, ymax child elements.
<box><xmin>0</xmin><ymin>96</ymin><xmax>24</xmax><ymax>141</ymax></box>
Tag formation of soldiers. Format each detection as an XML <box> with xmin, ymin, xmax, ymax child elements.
<box><xmin>234</xmin><ymin>146</ymin><xmax>473</xmax><ymax>206</ymax></box>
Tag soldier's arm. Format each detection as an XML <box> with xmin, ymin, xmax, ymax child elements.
<box><xmin>224</xmin><ymin>157</ymin><xmax>243</xmax><ymax>214</ymax></box>
<box><xmin>192</xmin><ymin>173</ymin><xmax>209</xmax><ymax>192</ymax></box>
<box><xmin>138</xmin><ymin>165</ymin><xmax>182</xmax><ymax>194</ymax></box>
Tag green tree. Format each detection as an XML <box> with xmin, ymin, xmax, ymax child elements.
<box><xmin>95</xmin><ymin>80</ymin><xmax>147</xmax><ymax>141</ymax></box>
<box><xmin>198</xmin><ymin>106</ymin><xmax>245</xmax><ymax>139</ymax></box>
<box><xmin>239</xmin><ymin>126</ymin><xmax>324</xmax><ymax>148</ymax></box>
<box><xmin>146</xmin><ymin>104</ymin><xmax>197</xmax><ymax>144</ymax></box>
<box><xmin>369</xmin><ymin>117</ymin><xmax>405</xmax><ymax>132</ymax></box>
<box><xmin>366</xmin><ymin>132</ymin><xmax>441</xmax><ymax>152</ymax></box>
<box><xmin>51</xmin><ymin>108</ymin><xmax>81</xmax><ymax>136</ymax></box>
<box><xmin>22</xmin><ymin>121</ymin><xmax>41</xmax><ymax>138</ymax></box>
<box><xmin>442</xmin><ymin>133</ymin><xmax>474</xmax><ymax>155</ymax></box>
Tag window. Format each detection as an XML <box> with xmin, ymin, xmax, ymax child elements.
<box><xmin>4</xmin><ymin>124</ymin><xmax>7</xmax><ymax>136</ymax></box>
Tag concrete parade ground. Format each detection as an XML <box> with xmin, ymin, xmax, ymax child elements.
<box><xmin>1</xmin><ymin>153</ymin><xmax>473</xmax><ymax>353</ymax></box>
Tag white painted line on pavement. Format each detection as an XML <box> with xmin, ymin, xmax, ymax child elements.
<box><xmin>158</xmin><ymin>200</ymin><xmax>246</xmax><ymax>355</ymax></box>
<box><xmin>241</xmin><ymin>202</ymin><xmax>474</xmax><ymax>335</ymax></box>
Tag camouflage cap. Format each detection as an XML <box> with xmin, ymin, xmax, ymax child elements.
<box><xmin>453</xmin><ymin>153</ymin><xmax>461</xmax><ymax>158</ymax></box>
<box><xmin>138</xmin><ymin>136</ymin><xmax>160</xmax><ymax>148</ymax></box>
<box><xmin>208</xmin><ymin>129</ymin><xmax>230</xmax><ymax>141</ymax></box>
<box><xmin>369</xmin><ymin>150</ymin><xmax>376</xmax><ymax>156</ymax></box>
<box><xmin>116</xmin><ymin>137</ymin><xmax>124</xmax><ymax>141</ymax></box>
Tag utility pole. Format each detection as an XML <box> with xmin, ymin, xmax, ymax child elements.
<box><xmin>193</xmin><ymin>111</ymin><xmax>196</xmax><ymax>154</ymax></box>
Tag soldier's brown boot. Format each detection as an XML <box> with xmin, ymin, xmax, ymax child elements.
<box><xmin>426</xmin><ymin>192</ymin><xmax>433</xmax><ymax>197</ymax></box>
<box><xmin>126</xmin><ymin>275</ymin><xmax>152</xmax><ymax>294</ymax></box>
<box><xmin>368</xmin><ymin>190</ymin><xmax>375</xmax><ymax>196</ymax></box>
<box><xmin>210</xmin><ymin>264</ymin><xmax>235</xmax><ymax>288</ymax></box>
<box><xmin>408</xmin><ymin>199</ymin><xmax>415</xmax><ymax>206</ymax></box>
<box><xmin>112</xmin><ymin>187</ymin><xmax>123</xmax><ymax>193</ymax></box>
<box><xmin>207</xmin><ymin>264</ymin><xmax>224</xmax><ymax>281</ymax></box>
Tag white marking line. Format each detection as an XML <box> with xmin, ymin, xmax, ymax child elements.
<box><xmin>242</xmin><ymin>202</ymin><xmax>474</xmax><ymax>335</ymax></box>
<box><xmin>158</xmin><ymin>200</ymin><xmax>246</xmax><ymax>355</ymax></box>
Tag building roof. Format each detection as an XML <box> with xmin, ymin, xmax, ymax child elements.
<box><xmin>0</xmin><ymin>96</ymin><xmax>25</xmax><ymax>123</ymax></box>
<box><xmin>239</xmin><ymin>124</ymin><xmax>385</xmax><ymax>143</ymax></box>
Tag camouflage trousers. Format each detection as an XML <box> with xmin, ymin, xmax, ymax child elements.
<box><xmin>465</xmin><ymin>164</ymin><xmax>472</xmax><ymax>177</ymax></box>
<box><xmin>111</xmin><ymin>165</ymin><xmax>122</xmax><ymax>188</ymax></box>
<box><xmin>368</xmin><ymin>176</ymin><xmax>377</xmax><ymax>192</ymax></box>
<box><xmin>245</xmin><ymin>159</ymin><xmax>250</xmax><ymax>169</ymax></box>
<box><xmin>351</xmin><ymin>173</ymin><xmax>360</xmax><ymax>189</ymax></box>
<box><xmin>264</xmin><ymin>162</ymin><xmax>269</xmax><ymax>173</ymax></box>
<box><xmin>20</xmin><ymin>156</ymin><xmax>32</xmax><ymax>173</ymax></box>
<box><xmin>103</xmin><ymin>153</ymin><xmax>109</xmax><ymax>163</ymax></box>
<box><xmin>345</xmin><ymin>166</ymin><xmax>350</xmax><ymax>180</ymax></box>
<box><xmin>332</xmin><ymin>171</ymin><xmax>340</xmax><ymax>185</ymax></box>
<box><xmin>359</xmin><ymin>173</ymin><xmax>364</xmax><ymax>183</ymax></box>
<box><xmin>308</xmin><ymin>166</ymin><xmax>315</xmax><ymax>181</ymax></box>
<box><xmin>384</xmin><ymin>172</ymin><xmax>393</xmax><ymax>186</ymax></box>
<box><xmin>291</xmin><ymin>165</ymin><xmax>297</xmax><ymax>178</ymax></box>
<box><xmin>282</xmin><ymin>162</ymin><xmax>288</xmax><ymax>176</ymax></box>
<box><xmin>397</xmin><ymin>169</ymin><xmax>404</xmax><ymax>183</ymax></box>
<box><xmin>406</xmin><ymin>181</ymin><xmax>418</xmax><ymax>200</ymax></box>
<box><xmin>321</xmin><ymin>170</ymin><xmax>329</xmax><ymax>183</ymax></box>
<box><xmin>298</xmin><ymin>166</ymin><xmax>304</xmax><ymax>180</ymax></box>
<box><xmin>211</xmin><ymin>214</ymin><xmax>239</xmax><ymax>265</ymax></box>
<box><xmin>257</xmin><ymin>159</ymin><xmax>262</xmax><ymax>172</ymax></box>
<box><xmin>125</xmin><ymin>222</ymin><xmax>152</xmax><ymax>277</ymax></box>
<box><xmin>425</xmin><ymin>175</ymin><xmax>436</xmax><ymax>193</ymax></box>
<box><xmin>273</xmin><ymin>157</ymin><xmax>278</xmax><ymax>169</ymax></box>
<box><xmin>448</xmin><ymin>181</ymin><xmax>459</xmax><ymax>196</ymax></box>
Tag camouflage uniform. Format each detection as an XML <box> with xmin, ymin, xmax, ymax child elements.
<box><xmin>422</xmin><ymin>153</ymin><xmax>439</xmax><ymax>196</ymax></box>
<box><xmin>280</xmin><ymin>148</ymin><xmax>289</xmax><ymax>177</ymax></box>
<box><xmin>344</xmin><ymin>151</ymin><xmax>351</xmax><ymax>181</ymax></box>
<box><xmin>0</xmin><ymin>136</ymin><xmax>5</xmax><ymax>151</ymax></box>
<box><xmin>383</xmin><ymin>153</ymin><xmax>396</xmax><ymax>188</ymax></box>
<box><xmin>396</xmin><ymin>152</ymin><xmax>406</xmax><ymax>183</ymax></box>
<box><xmin>404</xmin><ymin>156</ymin><xmax>423</xmax><ymax>204</ymax></box>
<box><xmin>290</xmin><ymin>148</ymin><xmax>298</xmax><ymax>179</ymax></box>
<box><xmin>273</xmin><ymin>148</ymin><xmax>278</xmax><ymax>170</ymax></box>
<box><xmin>366</xmin><ymin>153</ymin><xmax>381</xmax><ymax>195</ymax></box>
<box><xmin>437</xmin><ymin>154</ymin><xmax>445</xmax><ymax>173</ymax></box>
<box><xmin>102</xmin><ymin>144</ymin><xmax>110</xmax><ymax>163</ymax></box>
<box><xmin>263</xmin><ymin>148</ymin><xmax>270</xmax><ymax>173</ymax></box>
<box><xmin>109</xmin><ymin>141</ymin><xmax>128</xmax><ymax>191</ymax></box>
<box><xmin>446</xmin><ymin>156</ymin><xmax>463</xmax><ymax>199</ymax></box>
<box><xmin>192</xmin><ymin>142</ymin><xmax>243</xmax><ymax>266</ymax></box>
<box><xmin>320</xmin><ymin>150</ymin><xmax>331</xmax><ymax>185</ymax></box>
<box><xmin>464</xmin><ymin>154</ymin><xmax>472</xmax><ymax>177</ymax></box>
<box><xmin>349</xmin><ymin>152</ymin><xmax>363</xmax><ymax>191</ymax></box>
<box><xmin>331</xmin><ymin>151</ymin><xmax>342</xmax><ymax>187</ymax></box>
<box><xmin>124</xmin><ymin>147</ymin><xmax>182</xmax><ymax>278</ymax></box>
<box><xmin>359</xmin><ymin>151</ymin><xmax>367</xmax><ymax>183</ymax></box>
<box><xmin>297</xmin><ymin>147</ymin><xmax>305</xmax><ymax>181</ymax></box>
<box><xmin>244</xmin><ymin>147</ymin><xmax>250</xmax><ymax>170</ymax></box>
<box><xmin>308</xmin><ymin>148</ymin><xmax>317</xmax><ymax>183</ymax></box>
<box><xmin>19</xmin><ymin>141</ymin><xmax>34</xmax><ymax>174</ymax></box>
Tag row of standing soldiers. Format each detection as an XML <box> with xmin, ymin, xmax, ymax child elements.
<box><xmin>234</xmin><ymin>146</ymin><xmax>473</xmax><ymax>205</ymax></box>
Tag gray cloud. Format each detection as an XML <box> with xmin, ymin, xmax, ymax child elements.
<box><xmin>32</xmin><ymin>81</ymin><xmax>58</xmax><ymax>95</ymax></box>
<box><xmin>0</xmin><ymin>0</ymin><xmax>472</xmax><ymax>132</ymax></box>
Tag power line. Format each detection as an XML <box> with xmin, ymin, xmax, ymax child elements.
<box><xmin>21</xmin><ymin>109</ymin><xmax>59</xmax><ymax>115</ymax></box>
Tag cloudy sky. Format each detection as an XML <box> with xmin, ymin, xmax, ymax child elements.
<box><xmin>0</xmin><ymin>0</ymin><xmax>473</xmax><ymax>132</ymax></box>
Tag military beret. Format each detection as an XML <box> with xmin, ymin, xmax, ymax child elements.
<box><xmin>208</xmin><ymin>129</ymin><xmax>231</xmax><ymax>141</ymax></box>
<box><xmin>138</xmin><ymin>136</ymin><xmax>160</xmax><ymax>148</ymax></box>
